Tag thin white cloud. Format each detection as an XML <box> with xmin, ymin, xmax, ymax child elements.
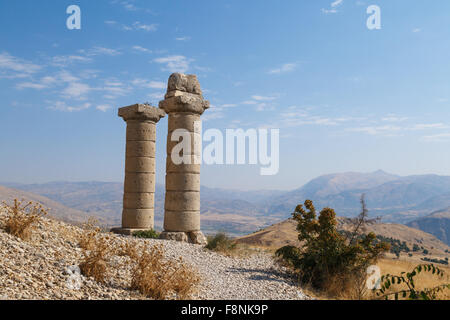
<box><xmin>132</xmin><ymin>46</ymin><xmax>152</xmax><ymax>53</ymax></box>
<box><xmin>16</xmin><ymin>82</ymin><xmax>48</xmax><ymax>90</ymax></box>
<box><xmin>175</xmin><ymin>36</ymin><xmax>191</xmax><ymax>41</ymax></box>
<box><xmin>147</xmin><ymin>92</ymin><xmax>165</xmax><ymax>101</ymax></box>
<box><xmin>79</xmin><ymin>46</ymin><xmax>122</xmax><ymax>57</ymax></box>
<box><xmin>421</xmin><ymin>133</ymin><xmax>450</xmax><ymax>142</ymax></box>
<box><xmin>62</xmin><ymin>82</ymin><xmax>92</xmax><ymax>99</ymax></box>
<box><xmin>251</xmin><ymin>95</ymin><xmax>277</xmax><ymax>101</ymax></box>
<box><xmin>131</xmin><ymin>78</ymin><xmax>166</xmax><ymax>89</ymax></box>
<box><xmin>0</xmin><ymin>52</ymin><xmax>41</xmax><ymax>78</ymax></box>
<box><xmin>268</xmin><ymin>63</ymin><xmax>297</xmax><ymax>74</ymax></box>
<box><xmin>154</xmin><ymin>55</ymin><xmax>191</xmax><ymax>73</ymax></box>
<box><xmin>96</xmin><ymin>104</ymin><xmax>112</xmax><ymax>112</ymax></box>
<box><xmin>381</xmin><ymin>115</ymin><xmax>408</xmax><ymax>122</ymax></box>
<box><xmin>132</xmin><ymin>21</ymin><xmax>158</xmax><ymax>32</ymax></box>
<box><xmin>347</xmin><ymin>125</ymin><xmax>403</xmax><ymax>136</ymax></box>
<box><xmin>47</xmin><ymin>101</ymin><xmax>91</xmax><ymax>112</ymax></box>
<box><xmin>51</xmin><ymin>55</ymin><xmax>92</xmax><ymax>67</ymax></box>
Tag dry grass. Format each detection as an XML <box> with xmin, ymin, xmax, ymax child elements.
<box><xmin>301</xmin><ymin>259</ymin><xmax>450</xmax><ymax>300</ymax></box>
<box><xmin>129</xmin><ymin>244</ymin><xmax>200</xmax><ymax>300</ymax></box>
<box><xmin>77</xmin><ymin>217</ymin><xmax>115</xmax><ymax>283</ymax></box>
<box><xmin>79</xmin><ymin>233</ymin><xmax>114</xmax><ymax>284</ymax></box>
<box><xmin>0</xmin><ymin>199</ymin><xmax>47</xmax><ymax>241</ymax></box>
<box><xmin>78</xmin><ymin>217</ymin><xmax>101</xmax><ymax>251</ymax></box>
<box><xmin>370</xmin><ymin>258</ymin><xmax>450</xmax><ymax>300</ymax></box>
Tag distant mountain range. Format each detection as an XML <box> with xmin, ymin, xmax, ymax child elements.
<box><xmin>3</xmin><ymin>170</ymin><xmax>450</xmax><ymax>237</ymax></box>
<box><xmin>264</xmin><ymin>171</ymin><xmax>450</xmax><ymax>223</ymax></box>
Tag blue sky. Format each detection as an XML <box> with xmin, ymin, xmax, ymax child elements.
<box><xmin>1</xmin><ymin>0</ymin><xmax>450</xmax><ymax>190</ymax></box>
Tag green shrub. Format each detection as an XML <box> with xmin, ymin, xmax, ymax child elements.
<box><xmin>276</xmin><ymin>197</ymin><xmax>389</xmax><ymax>297</ymax></box>
<box><xmin>133</xmin><ymin>229</ymin><xmax>160</xmax><ymax>239</ymax></box>
<box><xmin>205</xmin><ymin>233</ymin><xmax>236</xmax><ymax>252</ymax></box>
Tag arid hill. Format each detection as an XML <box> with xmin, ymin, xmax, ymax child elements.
<box><xmin>408</xmin><ymin>208</ymin><xmax>450</xmax><ymax>245</ymax></box>
<box><xmin>236</xmin><ymin>218</ymin><xmax>450</xmax><ymax>260</ymax></box>
<box><xmin>0</xmin><ymin>185</ymin><xmax>91</xmax><ymax>225</ymax></box>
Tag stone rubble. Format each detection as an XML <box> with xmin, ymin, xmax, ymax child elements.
<box><xmin>0</xmin><ymin>214</ymin><xmax>310</xmax><ymax>300</ymax></box>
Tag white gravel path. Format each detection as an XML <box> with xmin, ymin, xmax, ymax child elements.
<box><xmin>0</xmin><ymin>215</ymin><xmax>309</xmax><ymax>300</ymax></box>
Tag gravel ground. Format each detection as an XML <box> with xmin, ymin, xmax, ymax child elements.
<box><xmin>0</xmin><ymin>215</ymin><xmax>309</xmax><ymax>300</ymax></box>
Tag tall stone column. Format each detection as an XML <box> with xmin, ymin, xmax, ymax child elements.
<box><xmin>159</xmin><ymin>73</ymin><xmax>209</xmax><ymax>245</ymax></box>
<box><xmin>112</xmin><ymin>103</ymin><xmax>165</xmax><ymax>235</ymax></box>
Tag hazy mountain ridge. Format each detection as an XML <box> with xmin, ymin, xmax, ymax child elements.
<box><xmin>4</xmin><ymin>170</ymin><xmax>450</xmax><ymax>236</ymax></box>
<box><xmin>267</xmin><ymin>172</ymin><xmax>450</xmax><ymax>223</ymax></box>
<box><xmin>407</xmin><ymin>208</ymin><xmax>450</xmax><ymax>245</ymax></box>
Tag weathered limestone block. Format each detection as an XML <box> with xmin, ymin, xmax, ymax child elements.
<box><xmin>165</xmin><ymin>191</ymin><xmax>201</xmax><ymax>211</ymax></box>
<box><xmin>126</xmin><ymin>141</ymin><xmax>156</xmax><ymax>157</ymax></box>
<box><xmin>163</xmin><ymin>210</ymin><xmax>201</xmax><ymax>231</ymax></box>
<box><xmin>159</xmin><ymin>231</ymin><xmax>207</xmax><ymax>246</ymax></box>
<box><xmin>112</xmin><ymin>104</ymin><xmax>165</xmax><ymax>235</ymax></box>
<box><xmin>159</xmin><ymin>73</ymin><xmax>209</xmax><ymax>245</ymax></box>
<box><xmin>159</xmin><ymin>231</ymin><xmax>189</xmax><ymax>242</ymax></box>
<box><xmin>168</xmin><ymin>113</ymin><xmax>201</xmax><ymax>133</ymax></box>
<box><xmin>166</xmin><ymin>73</ymin><xmax>202</xmax><ymax>96</ymax></box>
<box><xmin>121</xmin><ymin>208</ymin><xmax>155</xmax><ymax>229</ymax></box>
<box><xmin>188</xmin><ymin>231</ymin><xmax>207</xmax><ymax>246</ymax></box>
<box><xmin>123</xmin><ymin>192</ymin><xmax>154</xmax><ymax>209</ymax></box>
<box><xmin>166</xmin><ymin>173</ymin><xmax>200</xmax><ymax>191</ymax></box>
<box><xmin>126</xmin><ymin>122</ymin><xmax>156</xmax><ymax>141</ymax></box>
<box><xmin>125</xmin><ymin>157</ymin><xmax>156</xmax><ymax>173</ymax></box>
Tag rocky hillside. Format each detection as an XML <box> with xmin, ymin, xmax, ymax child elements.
<box><xmin>0</xmin><ymin>211</ymin><xmax>308</xmax><ymax>300</ymax></box>
<box><xmin>408</xmin><ymin>208</ymin><xmax>450</xmax><ymax>245</ymax></box>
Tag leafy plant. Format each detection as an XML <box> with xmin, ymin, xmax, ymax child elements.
<box><xmin>132</xmin><ymin>229</ymin><xmax>160</xmax><ymax>239</ymax></box>
<box><xmin>375</xmin><ymin>264</ymin><xmax>450</xmax><ymax>300</ymax></box>
<box><xmin>276</xmin><ymin>196</ymin><xmax>389</xmax><ymax>298</ymax></box>
<box><xmin>205</xmin><ymin>233</ymin><xmax>237</xmax><ymax>252</ymax></box>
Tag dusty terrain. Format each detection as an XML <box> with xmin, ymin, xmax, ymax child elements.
<box><xmin>0</xmin><ymin>212</ymin><xmax>308</xmax><ymax>300</ymax></box>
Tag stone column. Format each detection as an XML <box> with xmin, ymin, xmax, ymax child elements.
<box><xmin>159</xmin><ymin>73</ymin><xmax>209</xmax><ymax>245</ymax></box>
<box><xmin>112</xmin><ymin>103</ymin><xmax>165</xmax><ymax>235</ymax></box>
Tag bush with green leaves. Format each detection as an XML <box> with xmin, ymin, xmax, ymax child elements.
<box><xmin>205</xmin><ymin>233</ymin><xmax>236</xmax><ymax>252</ymax></box>
<box><xmin>375</xmin><ymin>264</ymin><xmax>450</xmax><ymax>300</ymax></box>
<box><xmin>132</xmin><ymin>229</ymin><xmax>160</xmax><ymax>239</ymax></box>
<box><xmin>276</xmin><ymin>198</ymin><xmax>389</xmax><ymax>294</ymax></box>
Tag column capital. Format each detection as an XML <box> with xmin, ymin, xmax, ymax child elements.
<box><xmin>159</xmin><ymin>94</ymin><xmax>210</xmax><ymax>115</ymax></box>
<box><xmin>118</xmin><ymin>104</ymin><xmax>166</xmax><ymax>122</ymax></box>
